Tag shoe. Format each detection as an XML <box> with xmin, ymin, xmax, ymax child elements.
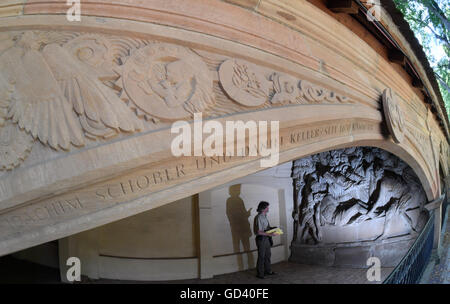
<box><xmin>256</xmin><ymin>275</ymin><xmax>265</xmax><ymax>279</ymax></box>
<box><xmin>265</xmin><ymin>271</ymin><xmax>276</xmax><ymax>275</ymax></box>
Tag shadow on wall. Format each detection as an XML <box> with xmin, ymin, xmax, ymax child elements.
<box><xmin>226</xmin><ymin>184</ymin><xmax>255</xmax><ymax>270</ymax></box>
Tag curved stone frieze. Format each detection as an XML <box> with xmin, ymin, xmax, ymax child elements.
<box><xmin>0</xmin><ymin>30</ymin><xmax>360</xmax><ymax>171</ymax></box>
<box><xmin>382</xmin><ymin>88</ymin><xmax>405</xmax><ymax>144</ymax></box>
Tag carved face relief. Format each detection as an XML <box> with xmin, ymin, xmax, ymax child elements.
<box><xmin>382</xmin><ymin>88</ymin><xmax>405</xmax><ymax>144</ymax></box>
<box><xmin>121</xmin><ymin>43</ymin><xmax>214</xmax><ymax>120</ymax></box>
<box><xmin>218</xmin><ymin>59</ymin><xmax>270</xmax><ymax>107</ymax></box>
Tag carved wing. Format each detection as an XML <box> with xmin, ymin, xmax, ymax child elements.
<box><xmin>0</xmin><ymin>73</ymin><xmax>12</xmax><ymax>126</ymax></box>
<box><xmin>1</xmin><ymin>47</ymin><xmax>85</xmax><ymax>150</ymax></box>
<box><xmin>42</xmin><ymin>44</ymin><xmax>143</xmax><ymax>136</ymax></box>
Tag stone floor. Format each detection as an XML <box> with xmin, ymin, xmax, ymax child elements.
<box><xmin>117</xmin><ymin>262</ymin><xmax>394</xmax><ymax>284</ymax></box>
<box><xmin>3</xmin><ymin>209</ymin><xmax>450</xmax><ymax>284</ymax></box>
<box><xmin>0</xmin><ymin>254</ymin><xmax>393</xmax><ymax>284</ymax></box>
<box><xmin>423</xmin><ymin>208</ymin><xmax>450</xmax><ymax>284</ymax></box>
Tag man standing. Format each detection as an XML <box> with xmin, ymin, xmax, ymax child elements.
<box><xmin>253</xmin><ymin>201</ymin><xmax>276</xmax><ymax>279</ymax></box>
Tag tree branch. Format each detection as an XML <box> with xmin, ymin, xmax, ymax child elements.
<box><xmin>435</xmin><ymin>72</ymin><xmax>450</xmax><ymax>95</ymax></box>
<box><xmin>424</xmin><ymin>0</ymin><xmax>450</xmax><ymax>34</ymax></box>
<box><xmin>407</xmin><ymin>15</ymin><xmax>450</xmax><ymax>48</ymax></box>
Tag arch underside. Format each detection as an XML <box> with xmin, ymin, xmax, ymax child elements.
<box><xmin>0</xmin><ymin>104</ymin><xmax>439</xmax><ymax>257</ymax></box>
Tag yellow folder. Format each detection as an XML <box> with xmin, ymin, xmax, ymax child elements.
<box><xmin>266</xmin><ymin>227</ymin><xmax>283</xmax><ymax>235</ymax></box>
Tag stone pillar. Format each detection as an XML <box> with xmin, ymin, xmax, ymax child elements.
<box><xmin>424</xmin><ymin>195</ymin><xmax>445</xmax><ymax>252</ymax></box>
<box><xmin>197</xmin><ymin>191</ymin><xmax>215</xmax><ymax>279</ymax></box>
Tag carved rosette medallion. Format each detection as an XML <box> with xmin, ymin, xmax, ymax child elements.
<box><xmin>382</xmin><ymin>88</ymin><xmax>405</xmax><ymax>144</ymax></box>
<box><xmin>218</xmin><ymin>59</ymin><xmax>271</xmax><ymax>107</ymax></box>
<box><xmin>121</xmin><ymin>43</ymin><xmax>214</xmax><ymax>120</ymax></box>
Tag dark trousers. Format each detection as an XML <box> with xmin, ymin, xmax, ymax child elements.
<box><xmin>256</xmin><ymin>236</ymin><xmax>272</xmax><ymax>276</ymax></box>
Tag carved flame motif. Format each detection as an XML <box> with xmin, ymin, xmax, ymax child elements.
<box><xmin>219</xmin><ymin>59</ymin><xmax>270</xmax><ymax>107</ymax></box>
<box><xmin>119</xmin><ymin>43</ymin><xmax>214</xmax><ymax>120</ymax></box>
<box><xmin>382</xmin><ymin>88</ymin><xmax>405</xmax><ymax>144</ymax></box>
<box><xmin>230</xmin><ymin>61</ymin><xmax>268</xmax><ymax>100</ymax></box>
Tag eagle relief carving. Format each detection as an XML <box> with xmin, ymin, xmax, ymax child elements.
<box><xmin>0</xmin><ymin>31</ymin><xmax>148</xmax><ymax>170</ymax></box>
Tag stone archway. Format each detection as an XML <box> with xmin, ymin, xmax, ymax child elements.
<box><xmin>0</xmin><ymin>2</ymin><xmax>447</xmax><ymax>260</ymax></box>
<box><xmin>0</xmin><ymin>102</ymin><xmax>439</xmax><ymax>257</ymax></box>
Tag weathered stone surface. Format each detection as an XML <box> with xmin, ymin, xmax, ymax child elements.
<box><xmin>374</xmin><ymin>239</ymin><xmax>415</xmax><ymax>267</ymax></box>
<box><xmin>290</xmin><ymin>235</ymin><xmax>419</xmax><ymax>268</ymax></box>
<box><xmin>334</xmin><ymin>246</ymin><xmax>371</xmax><ymax>268</ymax></box>
<box><xmin>289</xmin><ymin>243</ymin><xmax>335</xmax><ymax>266</ymax></box>
<box><xmin>292</xmin><ymin>147</ymin><xmax>427</xmax><ymax>245</ymax></box>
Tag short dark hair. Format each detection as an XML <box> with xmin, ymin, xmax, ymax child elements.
<box><xmin>257</xmin><ymin>201</ymin><xmax>270</xmax><ymax>213</ymax></box>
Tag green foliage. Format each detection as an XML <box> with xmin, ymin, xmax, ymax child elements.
<box><xmin>393</xmin><ymin>0</ymin><xmax>450</xmax><ymax>119</ymax></box>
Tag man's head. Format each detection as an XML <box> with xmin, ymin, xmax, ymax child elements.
<box><xmin>257</xmin><ymin>201</ymin><xmax>270</xmax><ymax>214</ymax></box>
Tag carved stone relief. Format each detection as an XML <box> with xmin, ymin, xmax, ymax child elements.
<box><xmin>120</xmin><ymin>43</ymin><xmax>215</xmax><ymax>120</ymax></box>
<box><xmin>219</xmin><ymin>58</ymin><xmax>354</xmax><ymax>107</ymax></box>
<box><xmin>292</xmin><ymin>147</ymin><xmax>427</xmax><ymax>245</ymax></box>
<box><xmin>0</xmin><ymin>31</ymin><xmax>146</xmax><ymax>168</ymax></box>
<box><xmin>382</xmin><ymin>88</ymin><xmax>405</xmax><ymax>144</ymax></box>
<box><xmin>218</xmin><ymin>59</ymin><xmax>271</xmax><ymax>107</ymax></box>
<box><xmin>0</xmin><ymin>30</ymin><xmax>361</xmax><ymax>171</ymax></box>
